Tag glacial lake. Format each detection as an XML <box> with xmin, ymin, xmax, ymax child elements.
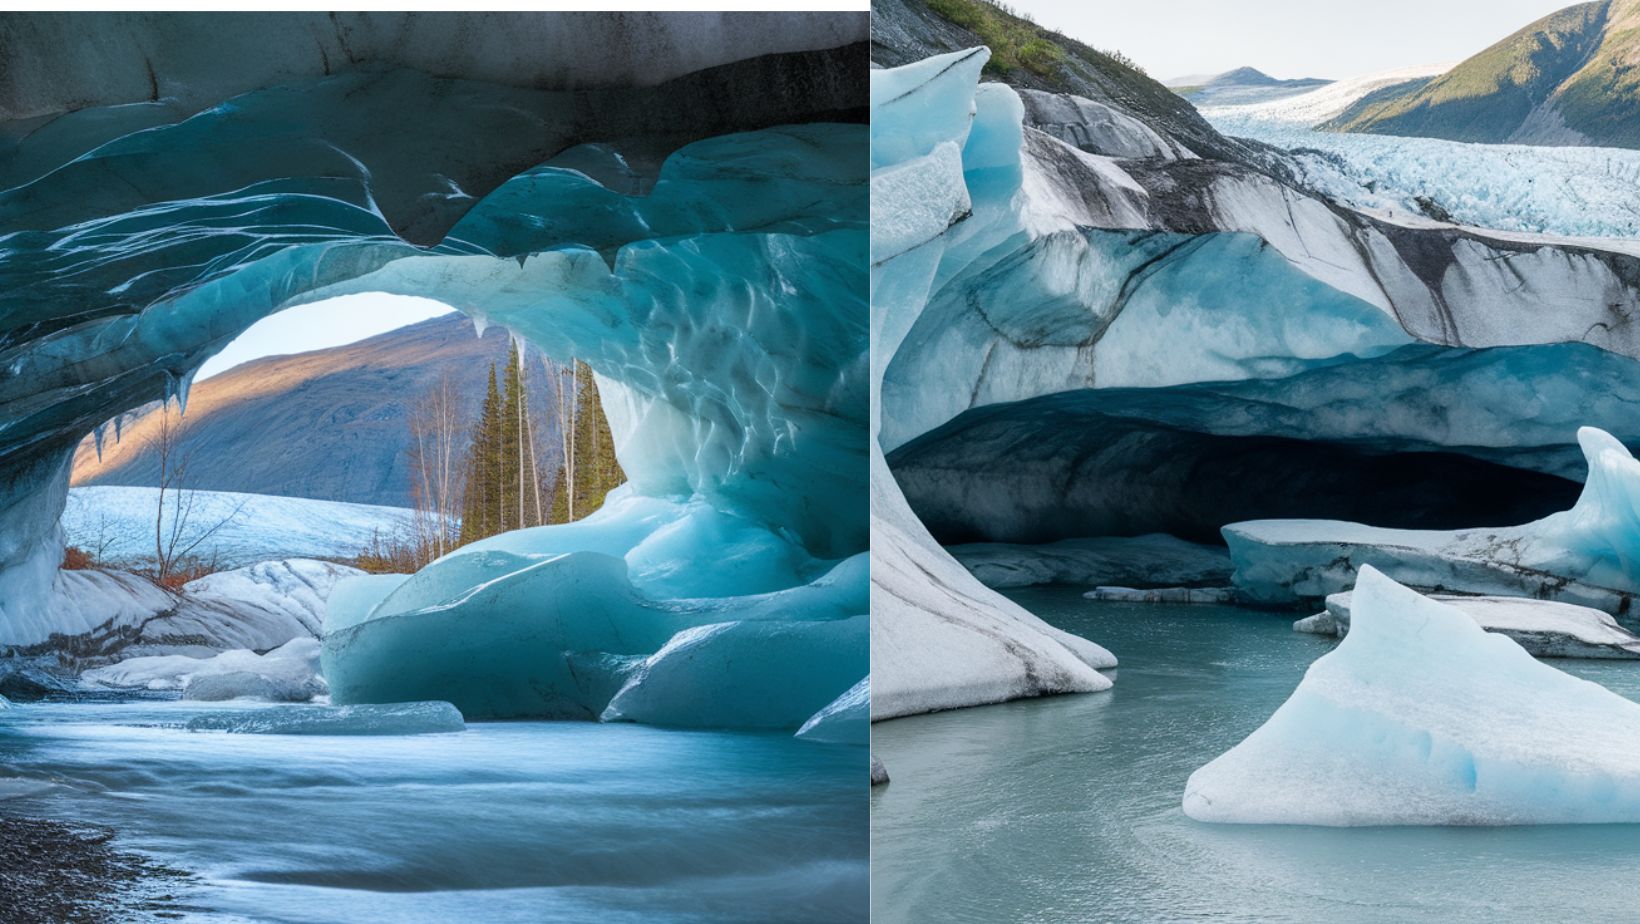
<box><xmin>0</xmin><ymin>701</ymin><xmax>867</xmax><ymax>922</ymax></box>
<box><xmin>871</xmin><ymin>587</ymin><xmax>1640</xmax><ymax>923</ymax></box>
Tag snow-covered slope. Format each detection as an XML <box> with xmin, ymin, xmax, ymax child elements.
<box><xmin>12</xmin><ymin>558</ymin><xmax>362</xmax><ymax>658</ymax></box>
<box><xmin>61</xmin><ymin>486</ymin><xmax>421</xmax><ymax>568</ymax></box>
<box><xmin>1186</xmin><ymin>567</ymin><xmax>1640</xmax><ymax>825</ymax></box>
<box><xmin>1201</xmin><ymin>63</ymin><xmax>1448</xmax><ymax>126</ymax></box>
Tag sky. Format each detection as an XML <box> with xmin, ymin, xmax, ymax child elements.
<box><xmin>196</xmin><ymin>293</ymin><xmax>455</xmax><ymax>381</ymax></box>
<box><xmin>1005</xmin><ymin>0</ymin><xmax>1577</xmax><ymax>82</ymax></box>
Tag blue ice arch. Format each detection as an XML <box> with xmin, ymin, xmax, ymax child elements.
<box><xmin>0</xmin><ymin>12</ymin><xmax>869</xmax><ymax>730</ymax></box>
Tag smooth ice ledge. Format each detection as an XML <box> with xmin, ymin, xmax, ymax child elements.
<box><xmin>602</xmin><ymin>615</ymin><xmax>866</xmax><ymax>730</ymax></box>
<box><xmin>947</xmin><ymin>535</ymin><xmax>1232</xmax><ymax>589</ymax></box>
<box><xmin>184</xmin><ymin>701</ymin><xmax>465</xmax><ymax>736</ymax></box>
<box><xmin>1308</xmin><ymin>591</ymin><xmax>1640</xmax><ymax>659</ymax></box>
<box><xmin>1225</xmin><ymin>427</ymin><xmax>1640</xmax><ymax>612</ymax></box>
<box><xmin>1185</xmin><ymin>566</ymin><xmax>1640</xmax><ymax>826</ymax></box>
<box><xmin>83</xmin><ymin>637</ymin><xmax>324</xmax><ymax>700</ymax></box>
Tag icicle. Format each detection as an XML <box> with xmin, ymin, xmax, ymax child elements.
<box><xmin>510</xmin><ymin>330</ymin><xmax>528</xmax><ymax>367</ymax></box>
<box><xmin>113</xmin><ymin>415</ymin><xmax>122</xmax><ymax>445</ymax></box>
<box><xmin>162</xmin><ymin>369</ymin><xmax>176</xmax><ymax>407</ymax></box>
<box><xmin>93</xmin><ymin>422</ymin><xmax>106</xmax><ymax>462</ymax></box>
<box><xmin>515</xmin><ymin>254</ymin><xmax>528</xmax><ymax>269</ymax></box>
<box><xmin>176</xmin><ymin>368</ymin><xmax>195</xmax><ymax>417</ymax></box>
<box><xmin>470</xmin><ymin>313</ymin><xmax>489</xmax><ymax>338</ymax></box>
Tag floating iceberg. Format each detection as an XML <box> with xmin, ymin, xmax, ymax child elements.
<box><xmin>795</xmin><ymin>677</ymin><xmax>869</xmax><ymax>745</ymax></box>
<box><xmin>1226</xmin><ymin>427</ymin><xmax>1640</xmax><ymax>612</ymax></box>
<box><xmin>185</xmin><ymin>701</ymin><xmax>464</xmax><ymax>736</ymax></box>
<box><xmin>1085</xmin><ymin>586</ymin><xmax>1237</xmax><ymax>604</ymax></box>
<box><xmin>84</xmin><ymin>637</ymin><xmax>325</xmax><ymax>701</ymax></box>
<box><xmin>1304</xmin><ymin>590</ymin><xmax>1640</xmax><ymax>659</ymax></box>
<box><xmin>1186</xmin><ymin>566</ymin><xmax>1640</xmax><ymax>825</ymax></box>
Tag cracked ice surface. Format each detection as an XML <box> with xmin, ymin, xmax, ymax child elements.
<box><xmin>1186</xmin><ymin>566</ymin><xmax>1640</xmax><ymax>826</ymax></box>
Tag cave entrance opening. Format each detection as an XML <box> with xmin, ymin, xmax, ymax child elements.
<box><xmin>58</xmin><ymin>291</ymin><xmax>625</xmax><ymax>596</ymax></box>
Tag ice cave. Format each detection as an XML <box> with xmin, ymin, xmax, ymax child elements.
<box><xmin>869</xmin><ymin>44</ymin><xmax>1640</xmax><ymax>719</ymax></box>
<box><xmin>0</xmin><ymin>12</ymin><xmax>870</xmax><ymax>730</ymax></box>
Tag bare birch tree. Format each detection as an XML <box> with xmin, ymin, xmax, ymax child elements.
<box><xmin>408</xmin><ymin>373</ymin><xmax>465</xmax><ymax>565</ymax></box>
<box><xmin>149</xmin><ymin>401</ymin><xmax>244</xmax><ymax>586</ymax></box>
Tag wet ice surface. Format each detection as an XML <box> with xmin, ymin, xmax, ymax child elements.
<box><xmin>0</xmin><ymin>700</ymin><xmax>866</xmax><ymax>923</ymax></box>
<box><xmin>871</xmin><ymin>588</ymin><xmax>1640</xmax><ymax>923</ymax></box>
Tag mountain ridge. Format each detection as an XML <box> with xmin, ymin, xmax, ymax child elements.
<box><xmin>1326</xmin><ymin>0</ymin><xmax>1640</xmax><ymax>147</ymax></box>
<box><xmin>72</xmin><ymin>314</ymin><xmax>562</xmax><ymax>508</ymax></box>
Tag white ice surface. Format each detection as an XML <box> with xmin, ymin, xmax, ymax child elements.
<box><xmin>1208</xmin><ymin>115</ymin><xmax>1640</xmax><ymax>240</ymax></box>
<box><xmin>1186</xmin><ymin>566</ymin><xmax>1640</xmax><ymax>825</ymax></box>
<box><xmin>83</xmin><ymin>636</ymin><xmax>324</xmax><ymax>699</ymax></box>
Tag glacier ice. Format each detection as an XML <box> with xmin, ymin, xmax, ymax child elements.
<box><xmin>182</xmin><ymin>671</ymin><xmax>323</xmax><ymax>703</ymax></box>
<box><xmin>184</xmin><ymin>701</ymin><xmax>465</xmax><ymax>736</ymax></box>
<box><xmin>1185</xmin><ymin>566</ymin><xmax>1640</xmax><ymax>826</ymax></box>
<box><xmin>947</xmin><ymin>535</ymin><xmax>1232</xmax><ymax>589</ymax></box>
<box><xmin>1225</xmin><ymin>427</ymin><xmax>1640</xmax><ymax>611</ymax></box>
<box><xmin>1084</xmin><ymin>586</ymin><xmax>1237</xmax><ymax>604</ymax></box>
<box><xmin>796</xmin><ymin>677</ymin><xmax>869</xmax><ymax>745</ymax></box>
<box><xmin>0</xmin><ymin>16</ymin><xmax>868</xmax><ymax>734</ymax></box>
<box><xmin>869</xmin><ymin>49</ymin><xmax>1119</xmax><ymax>719</ymax></box>
<box><xmin>84</xmin><ymin>637</ymin><xmax>324</xmax><ymax>700</ymax></box>
<box><xmin>869</xmin><ymin>38</ymin><xmax>1640</xmax><ymax>721</ymax></box>
<box><xmin>603</xmin><ymin>615</ymin><xmax>867</xmax><ymax>729</ymax></box>
<box><xmin>1305</xmin><ymin>591</ymin><xmax>1640</xmax><ymax>659</ymax></box>
<box><xmin>1208</xmin><ymin>113</ymin><xmax>1640</xmax><ymax>240</ymax></box>
<box><xmin>9</xmin><ymin>558</ymin><xmax>361</xmax><ymax>659</ymax></box>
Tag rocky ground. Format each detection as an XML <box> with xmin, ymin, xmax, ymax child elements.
<box><xmin>0</xmin><ymin>815</ymin><xmax>188</xmax><ymax>923</ymax></box>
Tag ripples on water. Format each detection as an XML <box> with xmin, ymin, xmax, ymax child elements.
<box><xmin>0</xmin><ymin>701</ymin><xmax>867</xmax><ymax>923</ymax></box>
<box><xmin>871</xmin><ymin>588</ymin><xmax>1640</xmax><ymax>923</ymax></box>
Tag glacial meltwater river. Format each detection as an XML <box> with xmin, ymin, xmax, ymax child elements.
<box><xmin>0</xmin><ymin>703</ymin><xmax>866</xmax><ymax>922</ymax></box>
<box><xmin>871</xmin><ymin>587</ymin><xmax>1640</xmax><ymax>923</ymax></box>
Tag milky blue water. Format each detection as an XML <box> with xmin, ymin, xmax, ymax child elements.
<box><xmin>0</xmin><ymin>701</ymin><xmax>866</xmax><ymax>923</ymax></box>
<box><xmin>871</xmin><ymin>587</ymin><xmax>1640</xmax><ymax>923</ymax></box>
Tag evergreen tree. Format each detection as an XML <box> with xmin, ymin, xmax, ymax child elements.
<box><xmin>550</xmin><ymin>360</ymin><xmax>626</xmax><ymax>523</ymax></box>
<box><xmin>458</xmin><ymin>363</ymin><xmax>502</xmax><ymax>544</ymax></box>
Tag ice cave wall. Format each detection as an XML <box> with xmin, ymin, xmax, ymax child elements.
<box><xmin>0</xmin><ymin>13</ymin><xmax>870</xmax><ymax>728</ymax></box>
<box><xmin>870</xmin><ymin>44</ymin><xmax>1640</xmax><ymax>717</ymax></box>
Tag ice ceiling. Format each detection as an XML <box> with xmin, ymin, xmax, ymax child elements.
<box><xmin>0</xmin><ymin>12</ymin><xmax>869</xmax><ymax>728</ymax></box>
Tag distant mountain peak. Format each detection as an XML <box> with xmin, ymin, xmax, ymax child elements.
<box><xmin>1214</xmin><ymin>66</ymin><xmax>1277</xmax><ymax>85</ymax></box>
